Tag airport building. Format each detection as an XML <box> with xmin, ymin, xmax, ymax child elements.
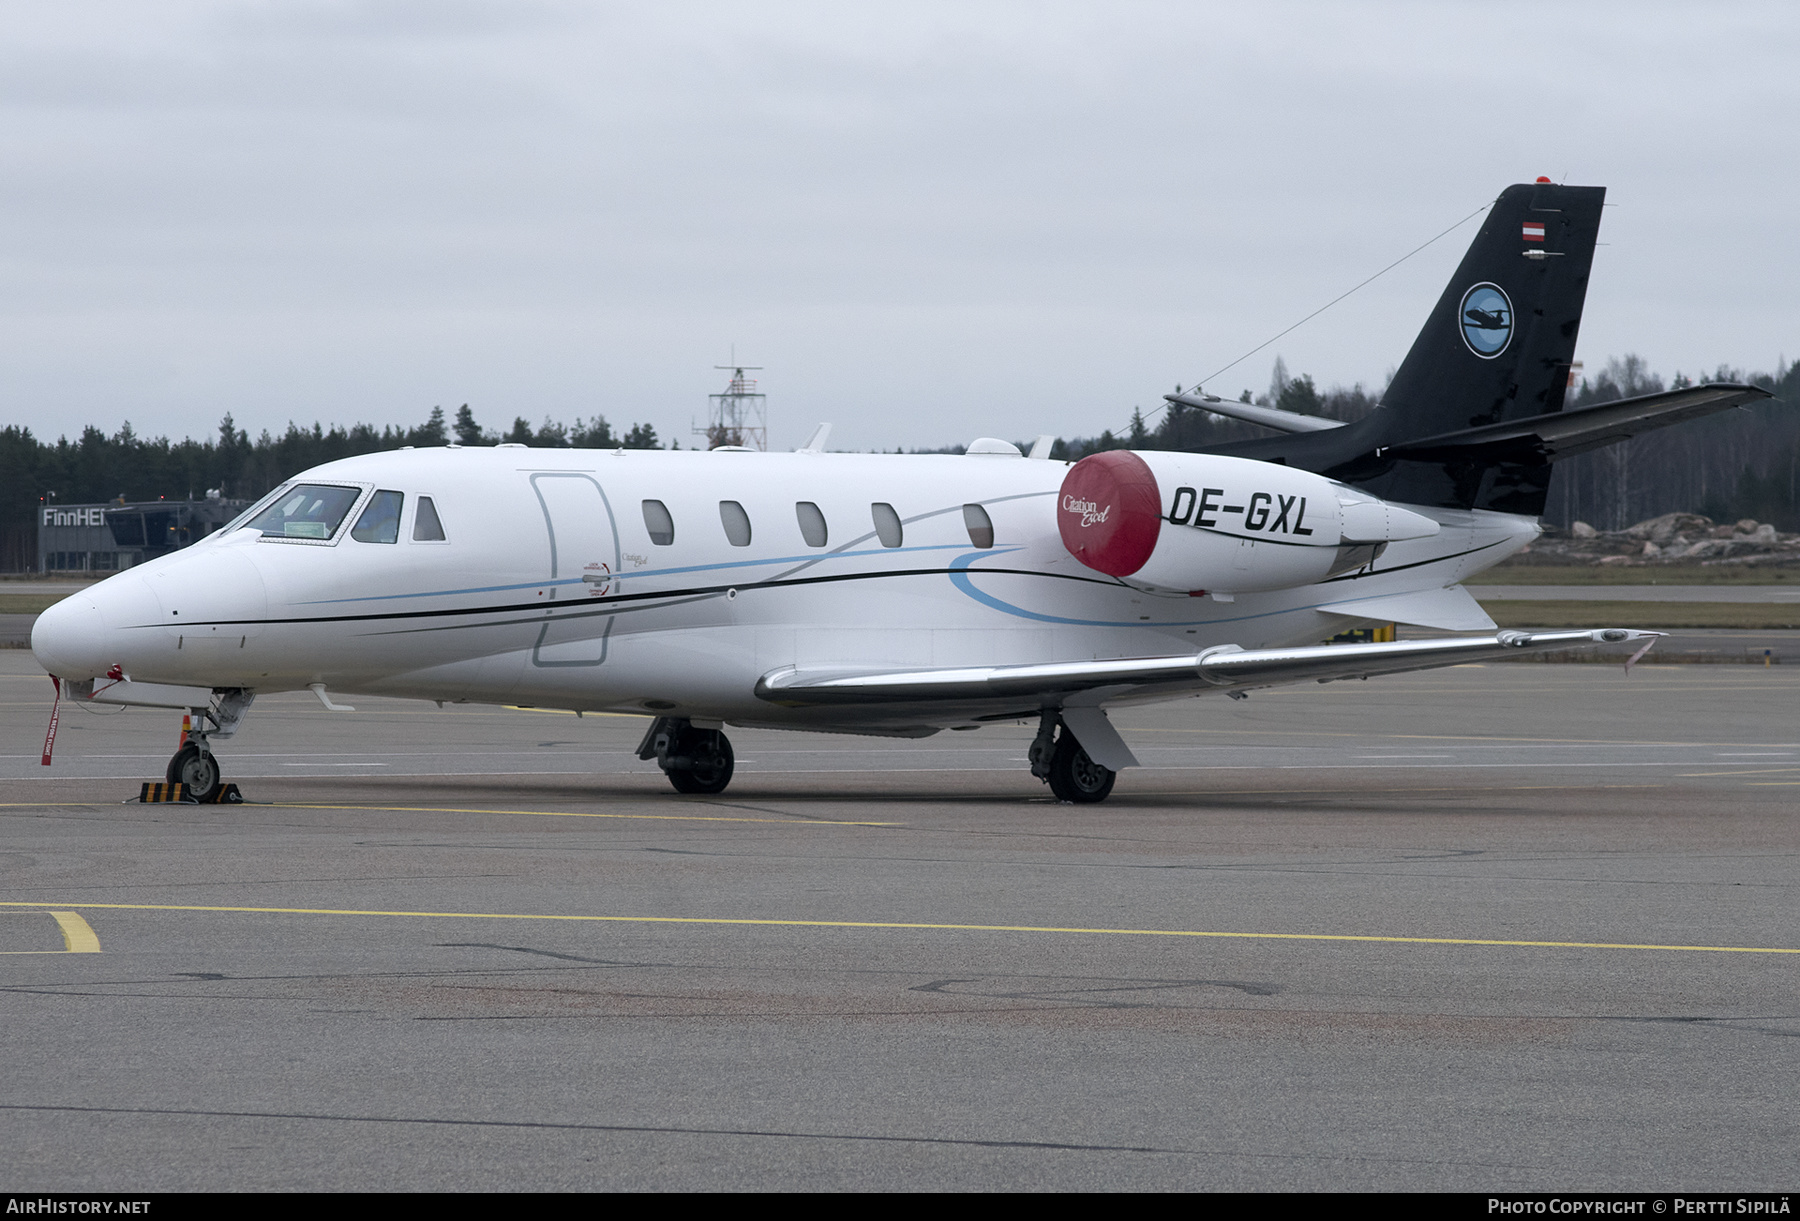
<box><xmin>35</xmin><ymin>495</ymin><xmax>248</xmax><ymax>574</ymax></box>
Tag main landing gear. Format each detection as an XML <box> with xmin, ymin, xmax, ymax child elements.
<box><xmin>163</xmin><ymin>690</ymin><xmax>255</xmax><ymax>803</ymax></box>
<box><xmin>634</xmin><ymin>711</ymin><xmax>1117</xmax><ymax>804</ymax></box>
<box><xmin>638</xmin><ymin>717</ymin><xmax>735</xmax><ymax>795</ymax></box>
<box><xmin>1028</xmin><ymin>711</ymin><xmax>1116</xmax><ymax>804</ymax></box>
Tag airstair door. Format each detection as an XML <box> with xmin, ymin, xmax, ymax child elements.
<box><xmin>529</xmin><ymin>472</ymin><xmax>620</xmax><ymax>668</ymax></box>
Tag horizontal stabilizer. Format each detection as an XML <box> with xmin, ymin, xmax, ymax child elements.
<box><xmin>1388</xmin><ymin>383</ymin><xmax>1774</xmax><ymax>462</ymax></box>
<box><xmin>756</xmin><ymin>629</ymin><xmax>1655</xmax><ymax>706</ymax></box>
<box><xmin>1163</xmin><ymin>392</ymin><xmax>1346</xmax><ymax>434</ymax></box>
<box><xmin>1318</xmin><ymin>585</ymin><xmax>1496</xmax><ymax>632</ymax></box>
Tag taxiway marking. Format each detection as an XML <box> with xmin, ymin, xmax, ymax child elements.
<box><xmin>0</xmin><ymin>910</ymin><xmax>100</xmax><ymax>954</ymax></box>
<box><xmin>0</xmin><ymin>901</ymin><xmax>1790</xmax><ymax>956</ymax></box>
<box><xmin>1123</xmin><ymin>726</ymin><xmax>1800</xmax><ymax>748</ymax></box>
<box><xmin>265</xmin><ymin>802</ymin><xmax>895</xmax><ymax>826</ymax></box>
<box><xmin>52</xmin><ymin>910</ymin><xmax>101</xmax><ymax>952</ymax></box>
<box><xmin>0</xmin><ymin>802</ymin><xmax>893</xmax><ymax>827</ymax></box>
<box><xmin>1156</xmin><ymin>783</ymin><xmax>1666</xmax><ymax>798</ymax></box>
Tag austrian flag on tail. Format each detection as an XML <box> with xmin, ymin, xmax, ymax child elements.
<box><xmin>1522</xmin><ymin>221</ymin><xmax>1546</xmax><ymax>242</ymax></box>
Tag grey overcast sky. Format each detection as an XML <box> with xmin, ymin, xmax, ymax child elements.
<box><xmin>2</xmin><ymin>1</ymin><xmax>1795</xmax><ymax>452</ymax></box>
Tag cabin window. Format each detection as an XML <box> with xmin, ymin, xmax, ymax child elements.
<box><xmin>351</xmin><ymin>490</ymin><xmax>404</xmax><ymax>543</ymax></box>
<box><xmin>795</xmin><ymin>501</ymin><xmax>828</xmax><ymax>548</ymax></box>
<box><xmin>642</xmin><ymin>499</ymin><xmax>675</xmax><ymax>546</ymax></box>
<box><xmin>413</xmin><ymin>496</ymin><xmax>446</xmax><ymax>541</ymax></box>
<box><xmin>719</xmin><ymin>500</ymin><xmax>752</xmax><ymax>547</ymax></box>
<box><xmin>246</xmin><ymin>483</ymin><xmax>362</xmax><ymax>541</ymax></box>
<box><xmin>871</xmin><ymin>502</ymin><xmax>903</xmax><ymax>548</ymax></box>
<box><xmin>962</xmin><ymin>503</ymin><xmax>994</xmax><ymax>549</ymax></box>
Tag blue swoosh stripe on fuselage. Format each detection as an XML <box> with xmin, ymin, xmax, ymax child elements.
<box><xmin>296</xmin><ymin>543</ymin><xmax>978</xmax><ymax>604</ymax></box>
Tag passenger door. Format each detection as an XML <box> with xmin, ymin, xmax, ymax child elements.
<box><xmin>529</xmin><ymin>473</ymin><xmax>620</xmax><ymax>668</ymax></box>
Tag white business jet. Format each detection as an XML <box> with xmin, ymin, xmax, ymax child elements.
<box><xmin>29</xmin><ymin>181</ymin><xmax>1773</xmax><ymax>802</ymax></box>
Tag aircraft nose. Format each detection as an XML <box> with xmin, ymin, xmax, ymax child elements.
<box><xmin>30</xmin><ymin>593</ymin><xmax>108</xmax><ymax>680</ymax></box>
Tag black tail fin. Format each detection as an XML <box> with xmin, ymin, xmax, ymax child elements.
<box><xmin>1204</xmin><ymin>182</ymin><xmax>1606</xmax><ymax>515</ymax></box>
<box><xmin>1362</xmin><ymin>180</ymin><xmax>1605</xmax><ymax>512</ymax></box>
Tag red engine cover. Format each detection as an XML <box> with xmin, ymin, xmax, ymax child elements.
<box><xmin>1056</xmin><ymin>450</ymin><xmax>1163</xmax><ymax>577</ymax></box>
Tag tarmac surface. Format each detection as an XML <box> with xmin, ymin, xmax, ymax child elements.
<box><xmin>1</xmin><ymin>650</ymin><xmax>1797</xmax><ymax>1190</ymax></box>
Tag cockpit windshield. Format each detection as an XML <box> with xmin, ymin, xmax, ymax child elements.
<box><xmin>245</xmin><ymin>484</ymin><xmax>364</xmax><ymax>541</ymax></box>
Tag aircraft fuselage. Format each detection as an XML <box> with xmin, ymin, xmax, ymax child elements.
<box><xmin>32</xmin><ymin>445</ymin><xmax>1537</xmax><ymax>735</ymax></box>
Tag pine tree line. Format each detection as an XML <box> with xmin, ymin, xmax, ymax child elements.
<box><xmin>5</xmin><ymin>354</ymin><xmax>1795</xmax><ymax>571</ymax></box>
<box><xmin>0</xmin><ymin>405</ymin><xmax>666</xmax><ymax>571</ymax></box>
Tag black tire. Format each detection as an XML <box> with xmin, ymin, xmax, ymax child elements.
<box><xmin>167</xmin><ymin>743</ymin><xmax>222</xmax><ymax>802</ymax></box>
<box><xmin>1046</xmin><ymin>733</ymin><xmax>1114</xmax><ymax>804</ymax></box>
<box><xmin>666</xmin><ymin>729</ymin><xmax>734</xmax><ymax>795</ymax></box>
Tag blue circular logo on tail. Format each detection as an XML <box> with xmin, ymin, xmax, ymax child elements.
<box><xmin>1459</xmin><ymin>283</ymin><xmax>1513</xmax><ymax>358</ymax></box>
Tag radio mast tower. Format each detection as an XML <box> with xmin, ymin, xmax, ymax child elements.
<box><xmin>700</xmin><ymin>360</ymin><xmax>767</xmax><ymax>451</ymax></box>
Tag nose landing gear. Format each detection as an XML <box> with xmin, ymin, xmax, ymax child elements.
<box><xmin>638</xmin><ymin>716</ymin><xmax>736</xmax><ymax>795</ymax></box>
<box><xmin>162</xmin><ymin>689</ymin><xmax>255</xmax><ymax>803</ymax></box>
<box><xmin>166</xmin><ymin>742</ymin><xmax>222</xmax><ymax>802</ymax></box>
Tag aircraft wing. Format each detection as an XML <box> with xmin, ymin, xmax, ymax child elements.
<box><xmin>755</xmin><ymin>628</ymin><xmax>1657</xmax><ymax>706</ymax></box>
<box><xmin>1388</xmin><ymin>382</ymin><xmax>1774</xmax><ymax>462</ymax></box>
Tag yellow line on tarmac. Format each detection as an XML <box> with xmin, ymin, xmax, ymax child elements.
<box><xmin>51</xmin><ymin>911</ymin><xmax>100</xmax><ymax>952</ymax></box>
<box><xmin>263</xmin><ymin>803</ymin><xmax>895</xmax><ymax>826</ymax></box>
<box><xmin>0</xmin><ymin>910</ymin><xmax>100</xmax><ymax>954</ymax></box>
<box><xmin>0</xmin><ymin>901</ymin><xmax>1791</xmax><ymax>956</ymax></box>
<box><xmin>1124</xmin><ymin>726</ymin><xmax>1800</xmax><ymax>747</ymax></box>
<box><xmin>1162</xmin><ymin>783</ymin><xmax>1665</xmax><ymax>798</ymax></box>
<box><xmin>0</xmin><ymin>801</ymin><xmax>892</xmax><ymax>827</ymax></box>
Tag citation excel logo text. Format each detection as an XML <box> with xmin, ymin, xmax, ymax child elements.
<box><xmin>1061</xmin><ymin>495</ymin><xmax>1112</xmax><ymax>527</ymax></box>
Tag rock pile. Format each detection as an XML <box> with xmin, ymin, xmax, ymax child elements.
<box><xmin>1511</xmin><ymin>513</ymin><xmax>1800</xmax><ymax>568</ymax></box>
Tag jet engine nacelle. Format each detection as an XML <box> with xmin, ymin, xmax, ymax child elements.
<box><xmin>1056</xmin><ymin>450</ymin><xmax>1440</xmax><ymax>594</ymax></box>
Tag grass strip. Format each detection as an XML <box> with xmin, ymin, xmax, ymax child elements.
<box><xmin>0</xmin><ymin>595</ymin><xmax>65</xmax><ymax>615</ymax></box>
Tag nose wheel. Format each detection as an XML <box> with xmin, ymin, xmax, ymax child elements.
<box><xmin>167</xmin><ymin>743</ymin><xmax>223</xmax><ymax>803</ymax></box>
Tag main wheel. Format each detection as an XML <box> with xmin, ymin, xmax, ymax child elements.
<box><xmin>1046</xmin><ymin>734</ymin><xmax>1114</xmax><ymax>804</ymax></box>
<box><xmin>666</xmin><ymin>729</ymin><xmax>734</xmax><ymax>795</ymax></box>
<box><xmin>167</xmin><ymin>743</ymin><xmax>222</xmax><ymax>802</ymax></box>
